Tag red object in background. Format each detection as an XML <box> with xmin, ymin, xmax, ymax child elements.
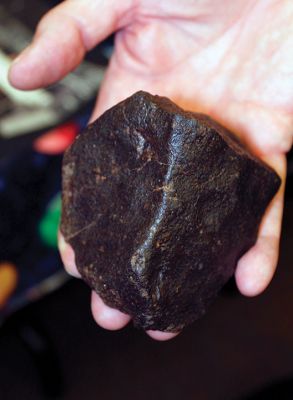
<box><xmin>34</xmin><ymin>123</ymin><xmax>79</xmax><ymax>155</ymax></box>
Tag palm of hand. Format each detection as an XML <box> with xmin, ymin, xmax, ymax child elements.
<box><xmin>99</xmin><ymin>0</ymin><xmax>293</xmax><ymax>156</ymax></box>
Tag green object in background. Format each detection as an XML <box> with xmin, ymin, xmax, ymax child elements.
<box><xmin>39</xmin><ymin>193</ymin><xmax>61</xmax><ymax>248</ymax></box>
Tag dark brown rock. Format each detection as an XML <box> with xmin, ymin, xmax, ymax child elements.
<box><xmin>60</xmin><ymin>91</ymin><xmax>281</xmax><ymax>332</ymax></box>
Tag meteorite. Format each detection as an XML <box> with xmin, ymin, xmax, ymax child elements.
<box><xmin>61</xmin><ymin>91</ymin><xmax>281</xmax><ymax>332</ymax></box>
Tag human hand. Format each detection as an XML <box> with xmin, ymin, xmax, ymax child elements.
<box><xmin>9</xmin><ymin>0</ymin><xmax>293</xmax><ymax>340</ymax></box>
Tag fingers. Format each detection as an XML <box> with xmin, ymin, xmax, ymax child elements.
<box><xmin>91</xmin><ymin>291</ymin><xmax>131</xmax><ymax>330</ymax></box>
<box><xmin>235</xmin><ymin>154</ymin><xmax>286</xmax><ymax>296</ymax></box>
<box><xmin>91</xmin><ymin>292</ymin><xmax>179</xmax><ymax>338</ymax></box>
<box><xmin>58</xmin><ymin>231</ymin><xmax>81</xmax><ymax>278</ymax></box>
<box><xmin>9</xmin><ymin>0</ymin><xmax>133</xmax><ymax>90</ymax></box>
<box><xmin>146</xmin><ymin>330</ymin><xmax>180</xmax><ymax>341</ymax></box>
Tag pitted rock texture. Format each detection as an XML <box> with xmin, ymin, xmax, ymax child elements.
<box><xmin>61</xmin><ymin>91</ymin><xmax>281</xmax><ymax>332</ymax></box>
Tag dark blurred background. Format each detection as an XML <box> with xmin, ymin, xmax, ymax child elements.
<box><xmin>0</xmin><ymin>1</ymin><xmax>293</xmax><ymax>399</ymax></box>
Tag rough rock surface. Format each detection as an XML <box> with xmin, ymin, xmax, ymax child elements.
<box><xmin>61</xmin><ymin>91</ymin><xmax>281</xmax><ymax>332</ymax></box>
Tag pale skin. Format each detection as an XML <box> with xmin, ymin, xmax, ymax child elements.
<box><xmin>9</xmin><ymin>0</ymin><xmax>293</xmax><ymax>340</ymax></box>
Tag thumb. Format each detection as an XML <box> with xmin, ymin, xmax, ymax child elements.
<box><xmin>9</xmin><ymin>0</ymin><xmax>133</xmax><ymax>90</ymax></box>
